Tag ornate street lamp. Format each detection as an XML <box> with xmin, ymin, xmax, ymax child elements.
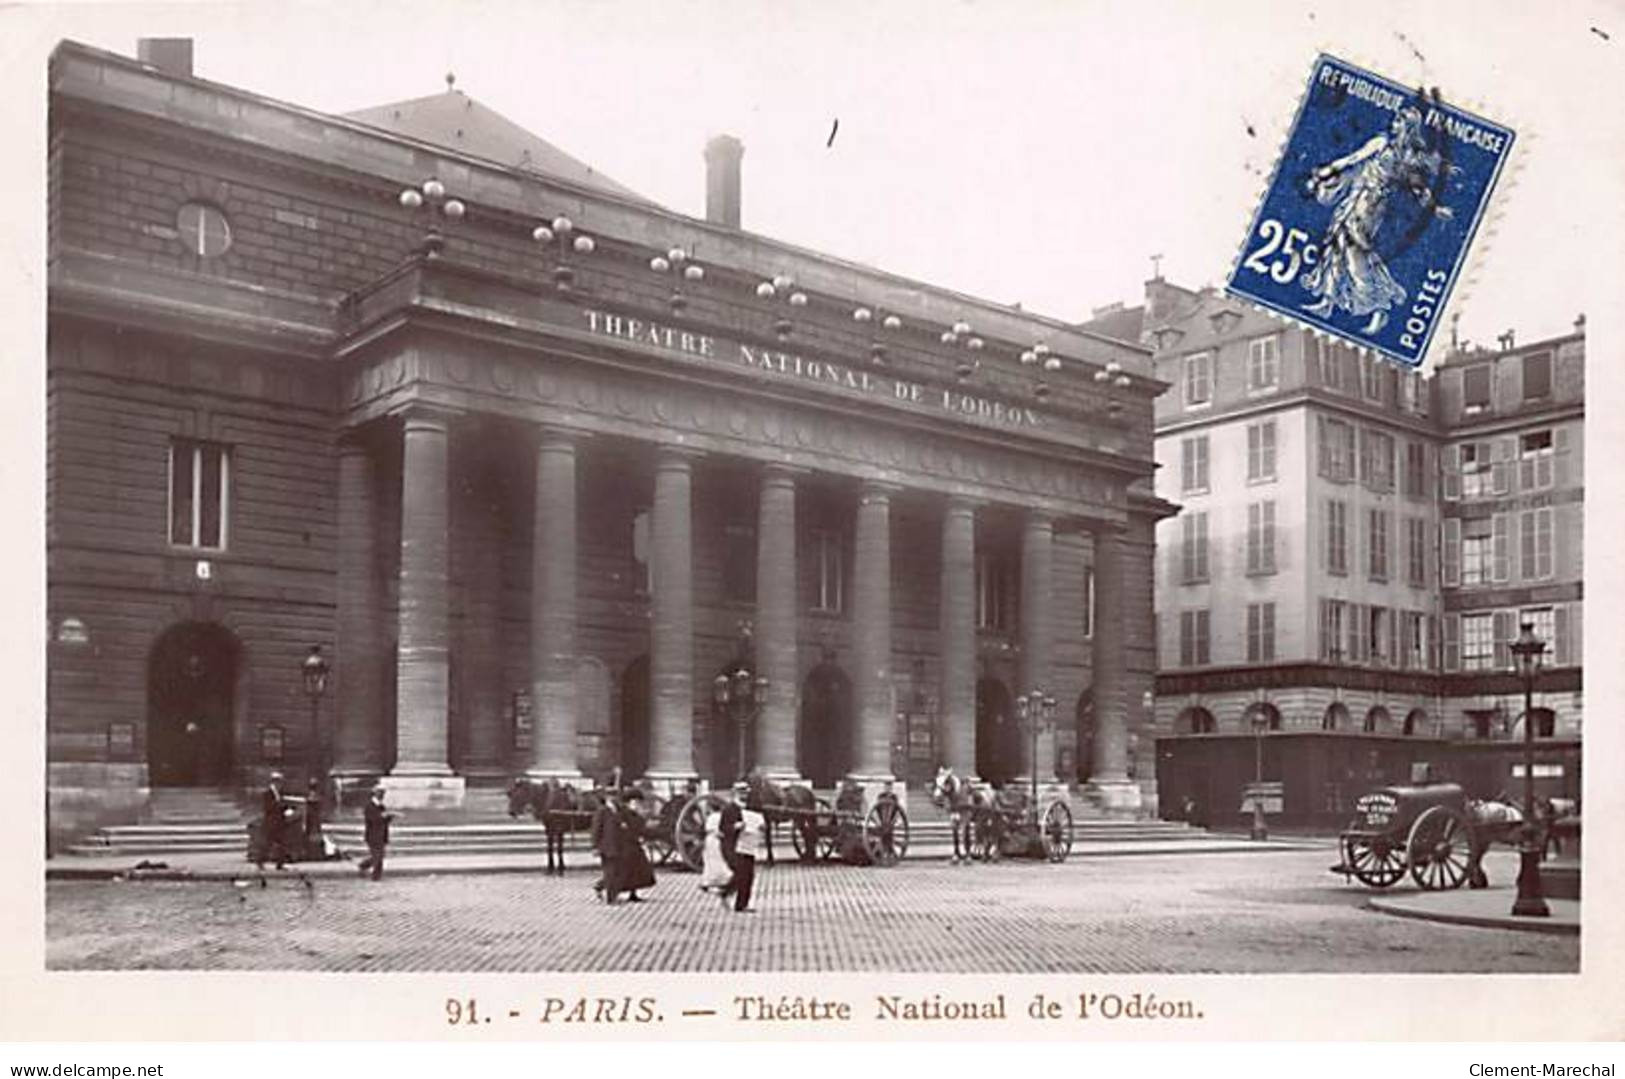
<box><xmin>398</xmin><ymin>177</ymin><xmax>466</xmax><ymax>256</ymax></box>
<box><xmin>1015</xmin><ymin>689</ymin><xmax>1057</xmax><ymax>809</ymax></box>
<box><xmin>712</xmin><ymin>624</ymin><xmax>769</xmax><ymax>782</ymax></box>
<box><xmin>301</xmin><ymin>645</ymin><xmax>331</xmax><ymax>787</ymax></box>
<box><xmin>1249</xmin><ymin>708</ymin><xmax>1270</xmax><ymax>841</ymax></box>
<box><xmin>1509</xmin><ymin>622</ymin><xmax>1550</xmax><ymax>918</ymax></box>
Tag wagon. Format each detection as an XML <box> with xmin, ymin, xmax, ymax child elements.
<box><xmin>1330</xmin><ymin>780</ymin><xmax>1492</xmax><ymax>891</ymax></box>
<box><xmin>970</xmin><ymin>791</ymin><xmax>1074</xmax><ymax>863</ymax></box>
<box><xmin>673</xmin><ymin>784</ymin><xmax>910</xmax><ymax>871</ymax></box>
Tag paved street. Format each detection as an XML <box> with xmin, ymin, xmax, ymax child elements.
<box><xmin>46</xmin><ymin>847</ymin><xmax>1575</xmax><ymax>973</ymax></box>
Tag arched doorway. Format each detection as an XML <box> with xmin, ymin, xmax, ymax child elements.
<box><xmin>146</xmin><ymin>621</ymin><xmax>239</xmax><ymax>787</ymax></box>
<box><xmin>1241</xmin><ymin>701</ymin><xmax>1282</xmax><ymax>731</ymax></box>
<box><xmin>1402</xmin><ymin>708</ymin><xmax>1428</xmax><ymax>736</ymax></box>
<box><xmin>975</xmin><ymin>678</ymin><xmax>1020</xmax><ymax>786</ymax></box>
<box><xmin>618</xmin><ymin>655</ymin><xmax>650</xmax><ymax>780</ymax></box>
<box><xmin>1073</xmin><ymin>688</ymin><xmax>1094</xmax><ymax>785</ymax></box>
<box><xmin>799</xmin><ymin>662</ymin><xmax>852</xmax><ymax>788</ymax></box>
<box><xmin>1363</xmin><ymin>705</ymin><xmax>1392</xmax><ymax>733</ymax></box>
<box><xmin>1175</xmin><ymin>705</ymin><xmax>1217</xmax><ymax>734</ymax></box>
<box><xmin>1322</xmin><ymin>701</ymin><xmax>1350</xmax><ymax>731</ymax></box>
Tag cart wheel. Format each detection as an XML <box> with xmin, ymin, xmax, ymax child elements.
<box><xmin>1344</xmin><ymin>835</ymin><xmax>1406</xmax><ymax>888</ymax></box>
<box><xmin>1407</xmin><ymin>805</ymin><xmax>1472</xmax><ymax>890</ymax></box>
<box><xmin>862</xmin><ymin>798</ymin><xmax>910</xmax><ymax>867</ymax></box>
<box><xmin>790</xmin><ymin>799</ymin><xmax>836</xmax><ymax>863</ymax></box>
<box><xmin>1042</xmin><ymin>801</ymin><xmax>1074</xmax><ymax>863</ymax></box>
<box><xmin>642</xmin><ymin>795</ymin><xmax>675</xmax><ymax>866</ymax></box>
<box><xmin>675</xmin><ymin>793</ymin><xmax>725</xmax><ymax>873</ymax></box>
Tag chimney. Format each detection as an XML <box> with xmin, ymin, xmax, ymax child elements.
<box><xmin>704</xmin><ymin>134</ymin><xmax>744</xmax><ymax>229</ymax></box>
<box><xmin>137</xmin><ymin>37</ymin><xmax>194</xmax><ymax>78</ymax></box>
<box><xmin>1575</xmin><ymin>313</ymin><xmax>1587</xmax><ymax>333</ymax></box>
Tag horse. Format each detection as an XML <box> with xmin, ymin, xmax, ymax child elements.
<box><xmin>931</xmin><ymin>766</ymin><xmax>999</xmax><ymax>864</ymax></box>
<box><xmin>506</xmin><ymin>778</ymin><xmax>605</xmax><ymax>874</ymax></box>
<box><xmin>739</xmin><ymin>772</ymin><xmax>819</xmax><ymax>866</ymax></box>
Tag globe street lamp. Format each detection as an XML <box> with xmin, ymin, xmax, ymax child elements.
<box><xmin>301</xmin><ymin>645</ymin><xmax>330</xmax><ymax>788</ymax></box>
<box><xmin>1015</xmin><ymin>689</ymin><xmax>1057</xmax><ymax>809</ymax></box>
<box><xmin>1509</xmin><ymin>622</ymin><xmax>1550</xmax><ymax>918</ymax></box>
<box><xmin>712</xmin><ymin>626</ymin><xmax>769</xmax><ymax>782</ymax></box>
<box><xmin>1249</xmin><ymin>708</ymin><xmax>1270</xmax><ymax>842</ymax></box>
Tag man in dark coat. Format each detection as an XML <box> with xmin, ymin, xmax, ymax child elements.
<box><xmin>718</xmin><ymin>780</ymin><xmax>757</xmax><ymax>913</ymax></box>
<box><xmin>611</xmin><ymin>790</ymin><xmax>656</xmax><ymax>903</ymax></box>
<box><xmin>258</xmin><ymin>771</ymin><xmax>289</xmax><ymax>870</ymax></box>
<box><xmin>358</xmin><ymin>787</ymin><xmax>393</xmax><ymax>880</ymax></box>
<box><xmin>590</xmin><ymin>790</ymin><xmax>622</xmax><ymax>903</ymax></box>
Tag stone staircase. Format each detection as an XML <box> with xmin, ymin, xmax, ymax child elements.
<box><xmin>65</xmin><ymin>787</ymin><xmax>1211</xmax><ymax>860</ymax></box>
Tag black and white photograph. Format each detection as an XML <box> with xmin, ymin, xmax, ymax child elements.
<box><xmin>5</xmin><ymin>0</ymin><xmax>1625</xmax><ymax>1050</ymax></box>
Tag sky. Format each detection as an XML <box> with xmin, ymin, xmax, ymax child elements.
<box><xmin>11</xmin><ymin>0</ymin><xmax>1623</xmax><ymax>363</ymax></box>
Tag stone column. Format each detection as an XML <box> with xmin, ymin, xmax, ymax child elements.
<box><xmin>1018</xmin><ymin>511</ymin><xmax>1057</xmax><ymax>782</ymax></box>
<box><xmin>384</xmin><ymin>404</ymin><xmax>465</xmax><ymax>807</ymax></box>
<box><xmin>755</xmin><ymin>464</ymin><xmax>801</xmax><ymax>780</ymax></box>
<box><xmin>646</xmin><ymin>447</ymin><xmax>697</xmax><ymax>787</ymax></box>
<box><xmin>1086</xmin><ymin>527</ymin><xmax>1139</xmax><ymax>812</ymax></box>
<box><xmin>529</xmin><ymin>427</ymin><xmax>583</xmax><ymax>780</ymax></box>
<box><xmin>333</xmin><ymin>434</ymin><xmax>384</xmax><ymax>783</ymax></box>
<box><xmin>849</xmin><ymin>481</ymin><xmax>896</xmax><ymax>783</ymax></box>
<box><xmin>938</xmin><ymin>496</ymin><xmax>978</xmax><ymax>778</ymax></box>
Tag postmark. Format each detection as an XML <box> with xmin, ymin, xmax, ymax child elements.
<box><xmin>1227</xmin><ymin>54</ymin><xmax>1515</xmax><ymax>367</ymax></box>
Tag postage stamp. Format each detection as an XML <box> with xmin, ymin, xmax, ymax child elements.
<box><xmin>1226</xmin><ymin>53</ymin><xmax>1515</xmax><ymax>368</ymax></box>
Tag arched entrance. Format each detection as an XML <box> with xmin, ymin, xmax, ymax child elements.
<box><xmin>1175</xmin><ymin>705</ymin><xmax>1217</xmax><ymax>734</ymax></box>
<box><xmin>975</xmin><ymin>677</ymin><xmax>1020</xmax><ymax>786</ymax></box>
<box><xmin>1241</xmin><ymin>701</ymin><xmax>1282</xmax><ymax>731</ymax></box>
<box><xmin>1322</xmin><ymin>701</ymin><xmax>1351</xmax><ymax>731</ymax></box>
<box><xmin>146</xmin><ymin>621</ymin><xmax>239</xmax><ymax>787</ymax></box>
<box><xmin>1363</xmin><ymin>705</ymin><xmax>1392</xmax><ymax>733</ymax></box>
<box><xmin>618</xmin><ymin>655</ymin><xmax>650</xmax><ymax>780</ymax></box>
<box><xmin>799</xmin><ymin>662</ymin><xmax>852</xmax><ymax>788</ymax></box>
<box><xmin>1403</xmin><ymin>708</ymin><xmax>1428</xmax><ymax>736</ymax></box>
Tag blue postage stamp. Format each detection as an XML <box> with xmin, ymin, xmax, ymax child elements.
<box><xmin>1226</xmin><ymin>54</ymin><xmax>1515</xmax><ymax>367</ymax></box>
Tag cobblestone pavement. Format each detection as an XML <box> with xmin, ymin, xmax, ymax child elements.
<box><xmin>46</xmin><ymin>848</ymin><xmax>1576</xmax><ymax>973</ymax></box>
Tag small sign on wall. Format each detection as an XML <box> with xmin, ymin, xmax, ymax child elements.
<box><xmin>106</xmin><ymin>722</ymin><xmax>135</xmax><ymax>758</ymax></box>
<box><xmin>512</xmin><ymin>688</ymin><xmax>533</xmax><ymax>751</ymax></box>
<box><xmin>259</xmin><ymin>724</ymin><xmax>285</xmax><ymax>763</ymax></box>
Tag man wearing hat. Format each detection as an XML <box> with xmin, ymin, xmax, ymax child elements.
<box><xmin>257</xmin><ymin>771</ymin><xmax>289</xmax><ymax>870</ymax></box>
<box><xmin>718</xmin><ymin>779</ymin><xmax>763</xmax><ymax>913</ymax></box>
<box><xmin>358</xmin><ymin>787</ymin><xmax>394</xmax><ymax>881</ymax></box>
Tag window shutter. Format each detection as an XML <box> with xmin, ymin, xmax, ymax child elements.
<box><xmin>1443</xmin><ymin>613</ymin><xmax>1460</xmax><ymax>671</ymax></box>
<box><xmin>1442</xmin><ymin>518</ymin><xmax>1461</xmax><ymax>586</ymax></box>
<box><xmin>1491</xmin><ymin>438</ymin><xmax>1511</xmax><ymax>495</ymax></box>
<box><xmin>1554</xmin><ymin>426</ymin><xmax>1572</xmax><ymax>487</ymax></box>
<box><xmin>1493</xmin><ymin>609</ymin><xmax>1515</xmax><ymax>669</ymax></box>
<box><xmin>1553</xmin><ymin>604</ymin><xmax>1571</xmax><ymax>666</ymax></box>
<box><xmin>1442</xmin><ymin>445</ymin><xmax>1460</xmax><ymax>500</ymax></box>
<box><xmin>1316</xmin><ymin>417</ymin><xmax>1328</xmax><ymax>477</ymax></box>
<box><xmin>1349</xmin><ymin>603</ymin><xmax>1365</xmax><ymax>663</ymax></box>
<box><xmin>1424</xmin><ymin>445</ymin><xmax>1434</xmax><ymax>499</ymax></box>
<box><xmin>1399</xmin><ymin>613</ymin><xmax>1414</xmax><ymax>670</ymax></box>
<box><xmin>1318</xmin><ymin>599</ymin><xmax>1329</xmax><ymax>660</ymax></box>
<box><xmin>1537</xmin><ymin>508</ymin><xmax>1553</xmax><ymax>579</ymax></box>
<box><xmin>1492</xmin><ymin>513</ymin><xmax>1509</xmax><ymax>583</ymax></box>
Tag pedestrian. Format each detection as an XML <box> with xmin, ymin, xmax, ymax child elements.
<box><xmin>699</xmin><ymin>802</ymin><xmax>732</xmax><ymax>897</ymax></box>
<box><xmin>358</xmin><ymin>787</ymin><xmax>393</xmax><ymax>880</ymax></box>
<box><xmin>612</xmin><ymin>790</ymin><xmax>656</xmax><ymax>903</ymax></box>
<box><xmin>304</xmin><ymin>776</ymin><xmax>326</xmax><ymax>861</ymax></box>
<box><xmin>719</xmin><ymin>779</ymin><xmax>764</xmax><ymax>914</ymax></box>
<box><xmin>257</xmin><ymin>771</ymin><xmax>289</xmax><ymax>870</ymax></box>
<box><xmin>590</xmin><ymin>787</ymin><xmax>622</xmax><ymax>903</ymax></box>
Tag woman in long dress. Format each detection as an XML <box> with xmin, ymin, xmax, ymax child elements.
<box><xmin>699</xmin><ymin>806</ymin><xmax>732</xmax><ymax>897</ymax></box>
<box><xmin>611</xmin><ymin>791</ymin><xmax>656</xmax><ymax>903</ymax></box>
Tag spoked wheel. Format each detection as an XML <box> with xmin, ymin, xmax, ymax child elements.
<box><xmin>1407</xmin><ymin>806</ymin><xmax>1473</xmax><ymax>891</ymax></box>
<box><xmin>1042</xmin><ymin>801</ymin><xmax>1074</xmax><ymax>863</ymax></box>
<box><xmin>862</xmin><ymin>798</ymin><xmax>910</xmax><ymax>867</ymax></box>
<box><xmin>790</xmin><ymin>800</ymin><xmax>836</xmax><ymax>863</ymax></box>
<box><xmin>641</xmin><ymin>794</ymin><xmax>675</xmax><ymax>866</ymax></box>
<box><xmin>675</xmin><ymin>793</ymin><xmax>726</xmax><ymax>873</ymax></box>
<box><xmin>1344</xmin><ymin>835</ymin><xmax>1406</xmax><ymax>888</ymax></box>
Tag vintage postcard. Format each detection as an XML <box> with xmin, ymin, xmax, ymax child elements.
<box><xmin>2</xmin><ymin>0</ymin><xmax>1622</xmax><ymax>1058</ymax></box>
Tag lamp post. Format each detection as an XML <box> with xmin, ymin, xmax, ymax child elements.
<box><xmin>1510</xmin><ymin>621</ymin><xmax>1550</xmax><ymax>918</ymax></box>
<box><xmin>1249</xmin><ymin>709</ymin><xmax>1269</xmax><ymax>842</ymax></box>
<box><xmin>398</xmin><ymin>177</ymin><xmax>466</xmax><ymax>256</ymax></box>
<box><xmin>301</xmin><ymin>645</ymin><xmax>330</xmax><ymax>788</ymax></box>
<box><xmin>1015</xmin><ymin>689</ymin><xmax>1057</xmax><ymax>809</ymax></box>
<box><xmin>712</xmin><ymin>625</ymin><xmax>769</xmax><ymax>783</ymax></box>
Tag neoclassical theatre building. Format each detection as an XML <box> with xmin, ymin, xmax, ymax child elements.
<box><xmin>47</xmin><ymin>39</ymin><xmax>1170</xmax><ymax>834</ymax></box>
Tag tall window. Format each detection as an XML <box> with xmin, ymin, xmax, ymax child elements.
<box><xmin>1247</xmin><ymin>501</ymin><xmax>1276</xmax><ymax>575</ymax></box>
<box><xmin>1406</xmin><ymin>517</ymin><xmax>1427</xmax><ymax>587</ymax></box>
<box><xmin>1460</xmin><ymin>612</ymin><xmax>1494</xmax><ymax>671</ymax></box>
<box><xmin>1367</xmin><ymin>607</ymin><xmax>1390</xmax><ymax>666</ymax></box>
<box><xmin>1522</xmin><ymin>351</ymin><xmax>1552</xmax><ymax>400</ymax></box>
<box><xmin>169</xmin><ymin>439</ymin><xmax>230</xmax><ymax>550</ymax></box>
<box><xmin>1247</xmin><ymin>602</ymin><xmax>1276</xmax><ymax>663</ymax></box>
<box><xmin>1405</xmin><ymin>611</ymin><xmax>1427</xmax><ymax>669</ymax></box>
<box><xmin>1461</xmin><ymin>518</ymin><xmax>1493</xmax><ymax>586</ymax></box>
<box><xmin>1181</xmin><ymin>435</ymin><xmax>1210</xmax><ymax>494</ymax></box>
<box><xmin>1519</xmin><ymin>429</ymin><xmax>1554</xmax><ymax>490</ymax></box>
<box><xmin>1361</xmin><ymin>356</ymin><xmax>1384</xmax><ymax>401</ymax></box>
<box><xmin>1318</xmin><ymin>417</ymin><xmax>1355</xmax><ymax>481</ymax></box>
<box><xmin>1403</xmin><ymin>442</ymin><xmax>1427</xmax><ymax>498</ymax></box>
<box><xmin>1184</xmin><ymin>352</ymin><xmax>1213</xmax><ymax>408</ymax></box>
<box><xmin>1179</xmin><ymin>609</ymin><xmax>1211</xmax><ymax>666</ymax></box>
<box><xmin>1521</xmin><ymin>606</ymin><xmax>1555</xmax><ymax>653</ymax></box>
<box><xmin>1247</xmin><ymin>335</ymin><xmax>1279</xmax><ymax>391</ymax></box>
<box><xmin>813</xmin><ymin>530</ymin><xmax>844</xmax><ymax>613</ymax></box>
<box><xmin>630</xmin><ymin>508</ymin><xmax>652</xmax><ymax>593</ymax></box>
<box><xmin>975</xmin><ymin>552</ymin><xmax>1014</xmax><ymax>631</ymax></box>
<box><xmin>1459</xmin><ymin>442</ymin><xmax>1491</xmax><ymax>499</ymax></box>
<box><xmin>1367</xmin><ymin>509</ymin><xmax>1389</xmax><ymax>581</ymax></box>
<box><xmin>1519</xmin><ymin>508</ymin><xmax>1554</xmax><ymax>580</ymax></box>
<box><xmin>1320</xmin><ymin>599</ymin><xmax>1347</xmax><ymax>661</ymax></box>
<box><xmin>1247</xmin><ymin>420</ymin><xmax>1277</xmax><ymax>482</ymax></box>
<box><xmin>1463</xmin><ymin>364</ymin><xmax>1492</xmax><ymax>412</ymax></box>
<box><xmin>1181</xmin><ymin>512</ymin><xmax>1209</xmax><ymax>583</ymax></box>
<box><xmin>1326</xmin><ymin>499</ymin><xmax>1348</xmax><ymax>575</ymax></box>
<box><xmin>722</xmin><ymin>524</ymin><xmax>756</xmax><ymax>604</ymax></box>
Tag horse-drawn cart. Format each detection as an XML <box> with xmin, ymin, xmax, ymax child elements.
<box><xmin>931</xmin><ymin>767</ymin><xmax>1074</xmax><ymax>863</ymax></box>
<box><xmin>673</xmin><ymin>779</ymin><xmax>910</xmax><ymax>871</ymax></box>
<box><xmin>1330</xmin><ymin>779</ymin><xmax>1525</xmax><ymax>891</ymax></box>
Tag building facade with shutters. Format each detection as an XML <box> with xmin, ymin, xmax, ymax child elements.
<box><xmin>46</xmin><ymin>39</ymin><xmax>1170</xmax><ymax>839</ymax></box>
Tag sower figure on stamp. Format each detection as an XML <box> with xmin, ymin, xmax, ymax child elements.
<box><xmin>257</xmin><ymin>771</ymin><xmax>289</xmax><ymax>871</ymax></box>
<box><xmin>358</xmin><ymin>787</ymin><xmax>393</xmax><ymax>880</ymax></box>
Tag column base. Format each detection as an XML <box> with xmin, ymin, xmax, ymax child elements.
<box><xmin>758</xmin><ymin>769</ymin><xmax>806</xmax><ymax>789</ymax></box>
<box><xmin>1083</xmin><ymin>776</ymin><xmax>1144</xmax><ymax>817</ymax></box>
<box><xmin>641</xmin><ymin>771</ymin><xmax>703</xmax><ymax>800</ymax></box>
<box><xmin>378</xmin><ymin>773</ymin><xmax>467</xmax><ymax>809</ymax></box>
<box><xmin>845</xmin><ymin>773</ymin><xmax>907</xmax><ymax>809</ymax></box>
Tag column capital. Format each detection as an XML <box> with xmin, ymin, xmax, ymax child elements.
<box><xmin>942</xmin><ymin>493</ymin><xmax>984</xmax><ymax>516</ymax></box>
<box><xmin>859</xmin><ymin>478</ymin><xmax>903</xmax><ymax>503</ymax></box>
<box><xmin>391</xmin><ymin>401</ymin><xmax>462</xmax><ymax>432</ymax></box>
<box><xmin>1024</xmin><ymin>508</ymin><xmax>1056</xmax><ymax>530</ymax></box>
<box><xmin>655</xmin><ymin>445</ymin><xmax>705</xmax><ymax>471</ymax></box>
<box><xmin>534</xmin><ymin>424</ymin><xmax>582</xmax><ymax>452</ymax></box>
<box><xmin>760</xmin><ymin>461</ymin><xmax>811</xmax><ymax>484</ymax></box>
